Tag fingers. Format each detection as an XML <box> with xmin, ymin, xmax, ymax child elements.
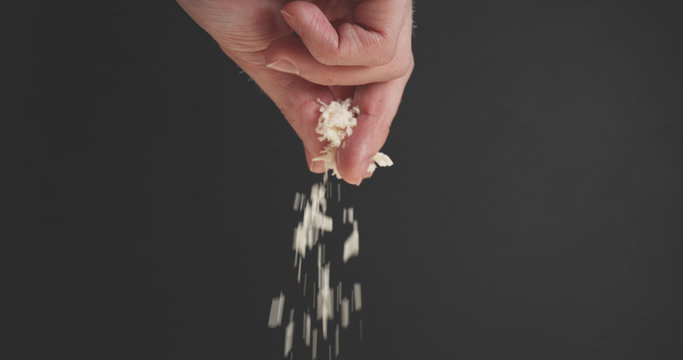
<box><xmin>336</xmin><ymin>67</ymin><xmax>413</xmax><ymax>185</ymax></box>
<box><xmin>281</xmin><ymin>0</ymin><xmax>411</xmax><ymax>66</ymax></box>
<box><xmin>265</xmin><ymin>35</ymin><xmax>413</xmax><ymax>86</ymax></box>
<box><xmin>227</xmin><ymin>53</ymin><xmax>412</xmax><ymax>184</ymax></box>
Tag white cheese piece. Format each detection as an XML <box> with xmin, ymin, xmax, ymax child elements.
<box><xmin>366</xmin><ymin>152</ymin><xmax>394</xmax><ymax>174</ymax></box>
<box><xmin>335</xmin><ymin>324</ymin><xmax>340</xmax><ymax>357</ymax></box>
<box><xmin>284</xmin><ymin>319</ymin><xmax>294</xmax><ymax>356</ymax></box>
<box><xmin>313</xmin><ymin>98</ymin><xmax>393</xmax><ymax>179</ymax></box>
<box><xmin>304</xmin><ymin>312</ymin><xmax>312</xmax><ymax>346</ymax></box>
<box><xmin>316</xmin><ymin>264</ymin><xmax>334</xmax><ymax>340</ymax></box>
<box><xmin>292</xmin><ymin>183</ymin><xmax>333</xmax><ymax>257</ymax></box>
<box><xmin>373</xmin><ymin>152</ymin><xmax>393</xmax><ymax>167</ymax></box>
<box><xmin>312</xmin><ymin>328</ymin><xmax>318</xmax><ymax>360</ymax></box>
<box><xmin>341</xmin><ymin>298</ymin><xmax>350</xmax><ymax>329</ymax></box>
<box><xmin>353</xmin><ymin>283</ymin><xmax>362</xmax><ymax>311</ymax></box>
<box><xmin>342</xmin><ymin>220</ymin><xmax>359</xmax><ymax>263</ymax></box>
<box><xmin>293</xmin><ymin>192</ymin><xmax>301</xmax><ymax>211</ymax></box>
<box><xmin>268</xmin><ymin>292</ymin><xmax>285</xmax><ymax>328</ymax></box>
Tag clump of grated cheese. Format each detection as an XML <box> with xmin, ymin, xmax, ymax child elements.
<box><xmin>313</xmin><ymin>98</ymin><xmax>394</xmax><ymax>180</ymax></box>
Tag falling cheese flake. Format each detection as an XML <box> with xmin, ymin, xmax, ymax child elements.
<box><xmin>353</xmin><ymin>283</ymin><xmax>362</xmax><ymax>311</ymax></box>
<box><xmin>317</xmin><ymin>264</ymin><xmax>334</xmax><ymax>340</ymax></box>
<box><xmin>268</xmin><ymin>292</ymin><xmax>285</xmax><ymax>328</ymax></box>
<box><xmin>312</xmin><ymin>328</ymin><xmax>318</xmax><ymax>360</ymax></box>
<box><xmin>341</xmin><ymin>298</ymin><xmax>350</xmax><ymax>329</ymax></box>
<box><xmin>335</xmin><ymin>324</ymin><xmax>340</xmax><ymax>358</ymax></box>
<box><xmin>304</xmin><ymin>312</ymin><xmax>312</xmax><ymax>346</ymax></box>
<box><xmin>293</xmin><ymin>183</ymin><xmax>333</xmax><ymax>257</ymax></box>
<box><xmin>343</xmin><ymin>220</ymin><xmax>360</xmax><ymax>262</ymax></box>
<box><xmin>284</xmin><ymin>319</ymin><xmax>294</xmax><ymax>356</ymax></box>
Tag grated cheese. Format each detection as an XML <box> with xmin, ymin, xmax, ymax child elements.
<box><xmin>271</xmin><ymin>171</ymin><xmax>369</xmax><ymax>358</ymax></box>
<box><xmin>342</xmin><ymin>220</ymin><xmax>359</xmax><ymax>263</ymax></box>
<box><xmin>316</xmin><ymin>264</ymin><xmax>334</xmax><ymax>340</ymax></box>
<box><xmin>284</xmin><ymin>319</ymin><xmax>294</xmax><ymax>356</ymax></box>
<box><xmin>353</xmin><ymin>283</ymin><xmax>362</xmax><ymax>311</ymax></box>
<box><xmin>267</xmin><ymin>292</ymin><xmax>285</xmax><ymax>328</ymax></box>
<box><xmin>313</xmin><ymin>98</ymin><xmax>393</xmax><ymax>180</ymax></box>
<box><xmin>341</xmin><ymin>298</ymin><xmax>350</xmax><ymax>329</ymax></box>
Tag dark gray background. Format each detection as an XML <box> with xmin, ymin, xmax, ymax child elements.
<box><xmin>13</xmin><ymin>0</ymin><xmax>683</xmax><ymax>359</ymax></box>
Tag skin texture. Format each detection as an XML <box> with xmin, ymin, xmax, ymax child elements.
<box><xmin>177</xmin><ymin>0</ymin><xmax>414</xmax><ymax>184</ymax></box>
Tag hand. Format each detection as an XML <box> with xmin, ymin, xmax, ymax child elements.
<box><xmin>177</xmin><ymin>0</ymin><xmax>414</xmax><ymax>184</ymax></box>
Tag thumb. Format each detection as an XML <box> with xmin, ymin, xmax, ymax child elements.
<box><xmin>337</xmin><ymin>71</ymin><xmax>411</xmax><ymax>185</ymax></box>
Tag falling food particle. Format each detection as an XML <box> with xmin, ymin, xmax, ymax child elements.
<box><xmin>297</xmin><ymin>257</ymin><xmax>302</xmax><ymax>283</ymax></box>
<box><xmin>304</xmin><ymin>313</ymin><xmax>312</xmax><ymax>346</ymax></box>
<box><xmin>312</xmin><ymin>328</ymin><xmax>318</xmax><ymax>360</ymax></box>
<box><xmin>268</xmin><ymin>292</ymin><xmax>285</xmax><ymax>328</ymax></box>
<box><xmin>353</xmin><ymin>283</ymin><xmax>362</xmax><ymax>311</ymax></box>
<box><xmin>343</xmin><ymin>220</ymin><xmax>359</xmax><ymax>262</ymax></box>
<box><xmin>284</xmin><ymin>319</ymin><xmax>294</xmax><ymax>356</ymax></box>
<box><xmin>335</xmin><ymin>324</ymin><xmax>340</xmax><ymax>358</ymax></box>
<box><xmin>341</xmin><ymin>298</ymin><xmax>350</xmax><ymax>329</ymax></box>
<box><xmin>293</xmin><ymin>193</ymin><xmax>301</xmax><ymax>211</ymax></box>
<box><xmin>317</xmin><ymin>264</ymin><xmax>334</xmax><ymax>340</ymax></box>
<box><xmin>293</xmin><ymin>184</ymin><xmax>333</xmax><ymax>258</ymax></box>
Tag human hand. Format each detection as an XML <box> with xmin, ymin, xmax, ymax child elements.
<box><xmin>177</xmin><ymin>0</ymin><xmax>414</xmax><ymax>184</ymax></box>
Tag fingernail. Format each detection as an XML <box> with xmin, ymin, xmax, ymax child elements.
<box><xmin>280</xmin><ymin>10</ymin><xmax>302</xmax><ymax>34</ymax></box>
<box><xmin>266</xmin><ymin>59</ymin><xmax>299</xmax><ymax>75</ymax></box>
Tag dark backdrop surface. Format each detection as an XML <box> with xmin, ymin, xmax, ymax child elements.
<box><xmin>15</xmin><ymin>1</ymin><xmax>683</xmax><ymax>359</ymax></box>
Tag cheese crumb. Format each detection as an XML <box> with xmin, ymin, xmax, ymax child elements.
<box><xmin>342</xmin><ymin>220</ymin><xmax>359</xmax><ymax>263</ymax></box>
<box><xmin>317</xmin><ymin>264</ymin><xmax>334</xmax><ymax>340</ymax></box>
<box><xmin>284</xmin><ymin>319</ymin><xmax>294</xmax><ymax>356</ymax></box>
<box><xmin>313</xmin><ymin>98</ymin><xmax>393</xmax><ymax>179</ymax></box>
<box><xmin>267</xmin><ymin>292</ymin><xmax>285</xmax><ymax>328</ymax></box>
<box><xmin>341</xmin><ymin>298</ymin><xmax>350</xmax><ymax>329</ymax></box>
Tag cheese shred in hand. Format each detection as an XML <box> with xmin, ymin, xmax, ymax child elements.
<box><xmin>312</xmin><ymin>98</ymin><xmax>393</xmax><ymax>179</ymax></box>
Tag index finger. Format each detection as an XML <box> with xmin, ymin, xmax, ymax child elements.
<box><xmin>280</xmin><ymin>0</ymin><xmax>412</xmax><ymax>66</ymax></box>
